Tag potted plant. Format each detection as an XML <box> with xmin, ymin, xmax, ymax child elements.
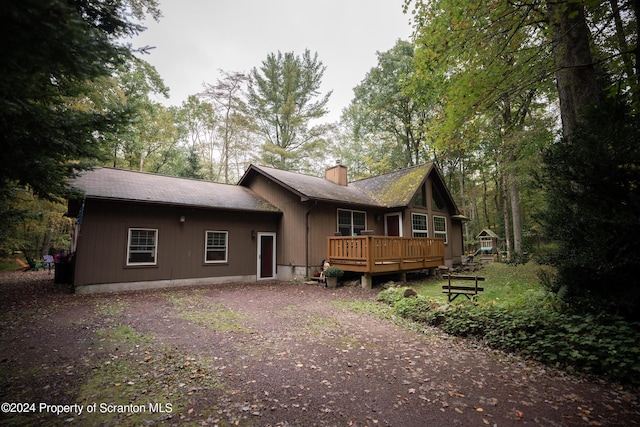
<box><xmin>323</xmin><ymin>266</ymin><xmax>344</xmax><ymax>288</ymax></box>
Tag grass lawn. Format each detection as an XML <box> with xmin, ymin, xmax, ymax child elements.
<box><xmin>412</xmin><ymin>261</ymin><xmax>553</xmax><ymax>306</ymax></box>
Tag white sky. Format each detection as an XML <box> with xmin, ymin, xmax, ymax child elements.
<box><xmin>132</xmin><ymin>0</ymin><xmax>413</xmax><ymax>123</ymax></box>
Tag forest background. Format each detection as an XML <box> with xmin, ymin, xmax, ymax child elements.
<box><xmin>1</xmin><ymin>0</ymin><xmax>638</xmax><ymax>318</ymax></box>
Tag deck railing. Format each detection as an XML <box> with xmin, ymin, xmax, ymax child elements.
<box><xmin>327</xmin><ymin>236</ymin><xmax>444</xmax><ymax>274</ymax></box>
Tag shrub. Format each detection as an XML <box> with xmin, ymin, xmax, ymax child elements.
<box><xmin>378</xmin><ymin>287</ymin><xmax>640</xmax><ymax>385</ymax></box>
<box><xmin>376</xmin><ymin>287</ymin><xmax>406</xmax><ymax>306</ymax></box>
<box><xmin>394</xmin><ymin>296</ymin><xmax>444</xmax><ymax>325</ymax></box>
<box><xmin>323</xmin><ymin>266</ymin><xmax>344</xmax><ymax>278</ymax></box>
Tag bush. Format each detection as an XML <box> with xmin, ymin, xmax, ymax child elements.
<box><xmin>378</xmin><ymin>288</ymin><xmax>640</xmax><ymax>385</ymax></box>
<box><xmin>394</xmin><ymin>297</ymin><xmax>444</xmax><ymax>325</ymax></box>
<box><xmin>323</xmin><ymin>266</ymin><xmax>344</xmax><ymax>278</ymax></box>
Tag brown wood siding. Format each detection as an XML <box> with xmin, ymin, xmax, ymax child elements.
<box><xmin>243</xmin><ymin>172</ymin><xmax>463</xmax><ymax>272</ymax></box>
<box><xmin>73</xmin><ymin>200</ymin><xmax>279</xmax><ymax>286</ymax></box>
<box><xmin>244</xmin><ymin>175</ymin><xmax>308</xmax><ymax>266</ymax></box>
<box><xmin>308</xmin><ymin>204</ymin><xmax>385</xmax><ymax>267</ymax></box>
<box><xmin>402</xmin><ymin>174</ymin><xmax>461</xmax><ymax>264</ymax></box>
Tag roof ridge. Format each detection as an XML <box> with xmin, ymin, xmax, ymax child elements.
<box><xmin>351</xmin><ymin>163</ymin><xmax>432</xmax><ymax>184</ymax></box>
<box><xmin>96</xmin><ymin>166</ymin><xmax>235</xmax><ymax>186</ymax></box>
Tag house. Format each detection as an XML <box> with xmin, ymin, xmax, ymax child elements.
<box><xmin>68</xmin><ymin>168</ymin><xmax>282</xmax><ymax>294</ymax></box>
<box><xmin>67</xmin><ymin>163</ymin><xmax>465</xmax><ymax>293</ymax></box>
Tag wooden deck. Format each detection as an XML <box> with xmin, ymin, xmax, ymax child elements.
<box><xmin>327</xmin><ymin>236</ymin><xmax>445</xmax><ymax>275</ymax></box>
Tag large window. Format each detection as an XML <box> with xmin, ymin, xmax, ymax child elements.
<box><xmin>337</xmin><ymin>209</ymin><xmax>367</xmax><ymax>236</ymax></box>
<box><xmin>433</xmin><ymin>215</ymin><xmax>448</xmax><ymax>243</ymax></box>
<box><xmin>127</xmin><ymin>228</ymin><xmax>157</xmax><ymax>266</ymax></box>
<box><xmin>205</xmin><ymin>231</ymin><xmax>228</xmax><ymax>263</ymax></box>
<box><xmin>432</xmin><ymin>184</ymin><xmax>447</xmax><ymax>210</ymax></box>
<box><xmin>411</xmin><ymin>213</ymin><xmax>429</xmax><ymax>238</ymax></box>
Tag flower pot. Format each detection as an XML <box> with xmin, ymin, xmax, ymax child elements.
<box><xmin>326</xmin><ymin>276</ymin><xmax>338</xmax><ymax>288</ymax></box>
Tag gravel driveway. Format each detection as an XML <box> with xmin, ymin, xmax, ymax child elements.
<box><xmin>0</xmin><ymin>270</ymin><xmax>638</xmax><ymax>426</ymax></box>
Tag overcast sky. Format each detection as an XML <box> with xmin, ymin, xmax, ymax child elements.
<box><xmin>132</xmin><ymin>0</ymin><xmax>414</xmax><ymax>123</ymax></box>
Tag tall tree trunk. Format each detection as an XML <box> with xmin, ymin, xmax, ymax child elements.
<box><xmin>501</xmin><ymin>169</ymin><xmax>512</xmax><ymax>261</ymax></box>
<box><xmin>508</xmin><ymin>164</ymin><xmax>523</xmax><ymax>254</ymax></box>
<box><xmin>610</xmin><ymin>0</ymin><xmax>639</xmax><ymax>127</ymax></box>
<box><xmin>547</xmin><ymin>0</ymin><xmax>600</xmax><ymax>137</ymax></box>
<box><xmin>459</xmin><ymin>159</ymin><xmax>469</xmax><ymax>253</ymax></box>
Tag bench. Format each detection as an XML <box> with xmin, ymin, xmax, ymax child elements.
<box><xmin>442</xmin><ymin>274</ymin><xmax>485</xmax><ymax>302</ymax></box>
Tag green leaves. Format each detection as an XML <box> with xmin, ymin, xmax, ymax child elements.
<box><xmin>247</xmin><ymin>49</ymin><xmax>332</xmax><ymax>170</ymax></box>
<box><xmin>378</xmin><ymin>281</ymin><xmax>640</xmax><ymax>385</ymax></box>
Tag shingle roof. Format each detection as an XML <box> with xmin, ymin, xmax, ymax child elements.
<box><xmin>240</xmin><ymin>163</ymin><xmax>459</xmax><ymax>212</ymax></box>
<box><xmin>71</xmin><ymin>168</ymin><xmax>281</xmax><ymax>213</ymax></box>
<box><xmin>242</xmin><ymin>165</ymin><xmax>383</xmax><ymax>207</ymax></box>
<box><xmin>351</xmin><ymin>164</ymin><xmax>433</xmax><ymax>208</ymax></box>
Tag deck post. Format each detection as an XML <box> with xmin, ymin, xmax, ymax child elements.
<box><xmin>361</xmin><ymin>274</ymin><xmax>372</xmax><ymax>290</ymax></box>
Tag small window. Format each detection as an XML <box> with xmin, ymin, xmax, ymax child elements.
<box><xmin>337</xmin><ymin>209</ymin><xmax>367</xmax><ymax>236</ymax></box>
<box><xmin>433</xmin><ymin>215</ymin><xmax>448</xmax><ymax>243</ymax></box>
<box><xmin>411</xmin><ymin>213</ymin><xmax>429</xmax><ymax>238</ymax></box>
<box><xmin>205</xmin><ymin>231</ymin><xmax>228</xmax><ymax>263</ymax></box>
<box><xmin>127</xmin><ymin>228</ymin><xmax>157</xmax><ymax>266</ymax></box>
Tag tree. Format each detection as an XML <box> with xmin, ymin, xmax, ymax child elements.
<box><xmin>247</xmin><ymin>50</ymin><xmax>332</xmax><ymax>170</ymax></box>
<box><xmin>200</xmin><ymin>71</ymin><xmax>254</xmax><ymax>183</ymax></box>
<box><xmin>349</xmin><ymin>40</ymin><xmax>432</xmax><ymax>169</ymax></box>
<box><xmin>542</xmin><ymin>102</ymin><xmax>640</xmax><ymax>318</ymax></box>
<box><xmin>406</xmin><ymin>0</ymin><xmax>556</xmax><ymax>259</ymax></box>
<box><xmin>175</xmin><ymin>96</ymin><xmax>217</xmax><ymax>179</ymax></box>
<box><xmin>105</xmin><ymin>58</ymin><xmax>173</xmax><ymax>171</ymax></box>
<box><xmin>1</xmin><ymin>0</ymin><xmax>161</xmax><ymax>200</ymax></box>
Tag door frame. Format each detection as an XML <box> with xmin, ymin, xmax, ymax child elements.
<box><xmin>257</xmin><ymin>232</ymin><xmax>276</xmax><ymax>280</ymax></box>
<box><xmin>384</xmin><ymin>213</ymin><xmax>403</xmax><ymax>236</ymax></box>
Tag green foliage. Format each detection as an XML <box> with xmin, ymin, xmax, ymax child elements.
<box><xmin>378</xmin><ymin>265</ymin><xmax>640</xmax><ymax>385</ymax></box>
<box><xmin>0</xmin><ymin>186</ymin><xmax>71</xmax><ymax>257</ymax></box>
<box><xmin>541</xmin><ymin>102</ymin><xmax>640</xmax><ymax>319</ymax></box>
<box><xmin>323</xmin><ymin>266</ymin><xmax>344</xmax><ymax>278</ymax></box>
<box><xmin>247</xmin><ymin>49</ymin><xmax>332</xmax><ymax>170</ymax></box>
<box><xmin>348</xmin><ymin>40</ymin><xmax>430</xmax><ymax>168</ymax></box>
<box><xmin>1</xmin><ymin>0</ymin><xmax>160</xmax><ymax>200</ymax></box>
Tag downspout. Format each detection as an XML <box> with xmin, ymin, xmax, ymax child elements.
<box><xmin>305</xmin><ymin>200</ymin><xmax>318</xmax><ymax>278</ymax></box>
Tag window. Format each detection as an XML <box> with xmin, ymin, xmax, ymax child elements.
<box><xmin>127</xmin><ymin>228</ymin><xmax>157</xmax><ymax>266</ymax></box>
<box><xmin>337</xmin><ymin>209</ymin><xmax>367</xmax><ymax>236</ymax></box>
<box><xmin>411</xmin><ymin>213</ymin><xmax>428</xmax><ymax>238</ymax></box>
<box><xmin>413</xmin><ymin>184</ymin><xmax>426</xmax><ymax>207</ymax></box>
<box><xmin>433</xmin><ymin>215</ymin><xmax>448</xmax><ymax>243</ymax></box>
<box><xmin>205</xmin><ymin>231</ymin><xmax>228</xmax><ymax>263</ymax></box>
<box><xmin>432</xmin><ymin>184</ymin><xmax>447</xmax><ymax>210</ymax></box>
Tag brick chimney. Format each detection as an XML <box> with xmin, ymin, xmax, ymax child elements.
<box><xmin>325</xmin><ymin>164</ymin><xmax>348</xmax><ymax>186</ymax></box>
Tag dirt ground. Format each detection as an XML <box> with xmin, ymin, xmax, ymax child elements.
<box><xmin>0</xmin><ymin>270</ymin><xmax>638</xmax><ymax>426</ymax></box>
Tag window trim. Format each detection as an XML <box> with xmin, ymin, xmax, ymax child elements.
<box><xmin>126</xmin><ymin>228</ymin><xmax>158</xmax><ymax>266</ymax></box>
<box><xmin>337</xmin><ymin>208</ymin><xmax>367</xmax><ymax>236</ymax></box>
<box><xmin>433</xmin><ymin>215</ymin><xmax>448</xmax><ymax>244</ymax></box>
<box><xmin>204</xmin><ymin>230</ymin><xmax>228</xmax><ymax>264</ymax></box>
<box><xmin>411</xmin><ymin>213</ymin><xmax>429</xmax><ymax>238</ymax></box>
